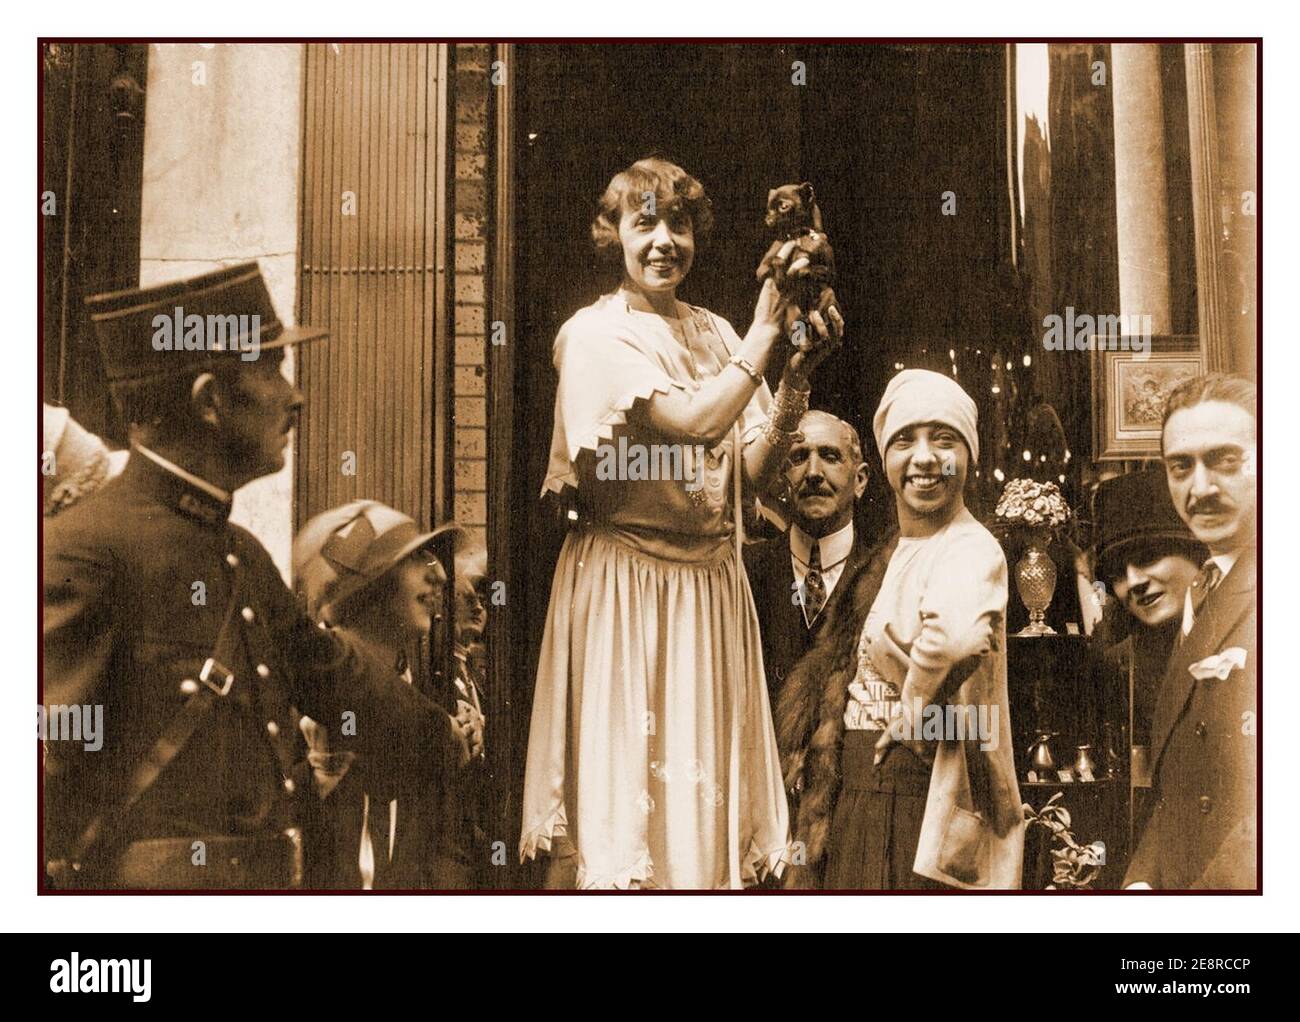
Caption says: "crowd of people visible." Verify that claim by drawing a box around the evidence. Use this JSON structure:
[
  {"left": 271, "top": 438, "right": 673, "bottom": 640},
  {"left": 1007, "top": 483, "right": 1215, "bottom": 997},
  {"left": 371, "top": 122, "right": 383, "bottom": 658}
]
[{"left": 41, "top": 158, "right": 1257, "bottom": 892}]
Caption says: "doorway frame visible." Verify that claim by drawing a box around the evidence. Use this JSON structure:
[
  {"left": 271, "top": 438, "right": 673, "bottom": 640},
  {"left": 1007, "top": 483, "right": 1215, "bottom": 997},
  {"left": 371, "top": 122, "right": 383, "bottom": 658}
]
[{"left": 484, "top": 42, "right": 519, "bottom": 884}]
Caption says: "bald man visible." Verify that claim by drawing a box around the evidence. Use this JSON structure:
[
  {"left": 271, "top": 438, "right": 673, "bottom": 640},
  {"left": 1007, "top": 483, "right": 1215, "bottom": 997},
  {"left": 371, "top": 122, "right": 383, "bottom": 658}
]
[{"left": 745, "top": 411, "right": 871, "bottom": 705}]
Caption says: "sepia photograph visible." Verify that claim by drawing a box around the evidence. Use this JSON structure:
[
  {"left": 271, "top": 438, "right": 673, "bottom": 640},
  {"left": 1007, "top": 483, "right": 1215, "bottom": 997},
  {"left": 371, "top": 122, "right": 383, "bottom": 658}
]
[{"left": 36, "top": 34, "right": 1259, "bottom": 901}]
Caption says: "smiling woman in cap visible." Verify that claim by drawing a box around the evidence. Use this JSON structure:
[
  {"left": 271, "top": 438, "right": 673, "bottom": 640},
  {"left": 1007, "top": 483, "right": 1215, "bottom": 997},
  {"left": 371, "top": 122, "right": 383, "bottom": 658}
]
[
  {"left": 824, "top": 368, "right": 1023, "bottom": 889},
  {"left": 292, "top": 500, "right": 479, "bottom": 890}
]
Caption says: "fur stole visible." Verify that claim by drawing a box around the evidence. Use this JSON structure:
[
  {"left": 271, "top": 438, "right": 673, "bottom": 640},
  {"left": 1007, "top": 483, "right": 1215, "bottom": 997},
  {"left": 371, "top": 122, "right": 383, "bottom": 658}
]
[{"left": 774, "top": 529, "right": 898, "bottom": 888}]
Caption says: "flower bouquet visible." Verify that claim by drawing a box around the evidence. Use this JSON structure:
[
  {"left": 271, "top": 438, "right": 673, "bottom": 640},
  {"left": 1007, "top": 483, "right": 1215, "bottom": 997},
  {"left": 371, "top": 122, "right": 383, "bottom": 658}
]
[
  {"left": 994, "top": 479, "right": 1072, "bottom": 636},
  {"left": 993, "top": 478, "right": 1071, "bottom": 531}
]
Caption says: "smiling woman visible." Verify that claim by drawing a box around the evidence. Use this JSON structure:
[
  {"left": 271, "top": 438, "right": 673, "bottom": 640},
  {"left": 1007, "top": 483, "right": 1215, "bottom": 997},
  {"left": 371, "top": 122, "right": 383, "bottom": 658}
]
[
  {"left": 591, "top": 159, "right": 712, "bottom": 305},
  {"left": 292, "top": 501, "right": 477, "bottom": 889},
  {"left": 824, "top": 369, "right": 1023, "bottom": 890},
  {"left": 519, "top": 157, "right": 842, "bottom": 889}
]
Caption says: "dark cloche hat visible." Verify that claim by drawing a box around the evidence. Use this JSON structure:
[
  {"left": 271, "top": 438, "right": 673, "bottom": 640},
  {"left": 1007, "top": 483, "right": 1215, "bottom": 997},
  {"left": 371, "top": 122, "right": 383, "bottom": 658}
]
[
  {"left": 1094, "top": 468, "right": 1206, "bottom": 581},
  {"left": 84, "top": 262, "right": 328, "bottom": 384}
]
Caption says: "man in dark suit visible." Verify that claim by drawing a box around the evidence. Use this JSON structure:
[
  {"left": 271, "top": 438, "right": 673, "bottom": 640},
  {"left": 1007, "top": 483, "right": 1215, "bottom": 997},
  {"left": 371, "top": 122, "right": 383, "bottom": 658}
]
[
  {"left": 1124, "top": 374, "right": 1257, "bottom": 890},
  {"left": 745, "top": 411, "right": 870, "bottom": 703},
  {"left": 42, "top": 263, "right": 470, "bottom": 889}
]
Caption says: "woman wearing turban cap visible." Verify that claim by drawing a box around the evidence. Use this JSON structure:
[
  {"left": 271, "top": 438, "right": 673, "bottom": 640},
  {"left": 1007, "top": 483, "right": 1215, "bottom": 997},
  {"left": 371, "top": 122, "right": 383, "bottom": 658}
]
[{"left": 825, "top": 370, "right": 1024, "bottom": 889}]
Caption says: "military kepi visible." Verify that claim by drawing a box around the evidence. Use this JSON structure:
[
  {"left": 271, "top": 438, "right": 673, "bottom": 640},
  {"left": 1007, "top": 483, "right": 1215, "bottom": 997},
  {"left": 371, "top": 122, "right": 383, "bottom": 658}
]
[{"left": 84, "top": 261, "right": 328, "bottom": 383}]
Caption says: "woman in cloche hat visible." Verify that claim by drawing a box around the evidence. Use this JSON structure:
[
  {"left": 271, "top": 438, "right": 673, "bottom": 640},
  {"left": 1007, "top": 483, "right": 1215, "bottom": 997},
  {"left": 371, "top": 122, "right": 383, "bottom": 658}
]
[
  {"left": 1092, "top": 468, "right": 1207, "bottom": 772},
  {"left": 292, "top": 500, "right": 481, "bottom": 889}
]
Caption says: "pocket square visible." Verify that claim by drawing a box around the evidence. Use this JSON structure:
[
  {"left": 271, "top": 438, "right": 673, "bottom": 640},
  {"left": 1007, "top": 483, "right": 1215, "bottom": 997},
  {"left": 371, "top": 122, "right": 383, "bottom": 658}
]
[{"left": 1188, "top": 647, "right": 1248, "bottom": 681}]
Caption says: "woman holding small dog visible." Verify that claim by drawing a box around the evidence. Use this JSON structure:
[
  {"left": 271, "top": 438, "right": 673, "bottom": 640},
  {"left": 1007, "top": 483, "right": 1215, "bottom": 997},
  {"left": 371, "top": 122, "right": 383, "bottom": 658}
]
[{"left": 520, "top": 157, "right": 842, "bottom": 888}]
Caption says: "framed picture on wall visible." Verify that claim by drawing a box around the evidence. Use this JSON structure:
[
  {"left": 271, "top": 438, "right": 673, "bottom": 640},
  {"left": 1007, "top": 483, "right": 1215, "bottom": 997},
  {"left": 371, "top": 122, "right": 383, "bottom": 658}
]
[{"left": 1091, "top": 335, "right": 1204, "bottom": 460}]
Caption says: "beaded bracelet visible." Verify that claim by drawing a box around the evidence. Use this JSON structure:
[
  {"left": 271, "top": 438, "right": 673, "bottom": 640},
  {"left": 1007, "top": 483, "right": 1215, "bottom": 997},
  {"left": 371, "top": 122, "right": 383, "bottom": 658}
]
[
  {"left": 762, "top": 419, "right": 804, "bottom": 450},
  {"left": 769, "top": 378, "right": 810, "bottom": 433}
]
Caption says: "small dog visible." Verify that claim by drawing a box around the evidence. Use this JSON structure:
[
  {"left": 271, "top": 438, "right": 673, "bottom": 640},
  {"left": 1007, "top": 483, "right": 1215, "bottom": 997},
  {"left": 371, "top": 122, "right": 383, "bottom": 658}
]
[{"left": 756, "top": 182, "right": 839, "bottom": 329}]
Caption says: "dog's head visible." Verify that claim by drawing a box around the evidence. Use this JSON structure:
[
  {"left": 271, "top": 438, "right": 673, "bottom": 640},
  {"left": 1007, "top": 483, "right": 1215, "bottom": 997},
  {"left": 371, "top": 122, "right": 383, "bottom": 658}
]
[{"left": 765, "top": 181, "right": 821, "bottom": 233}]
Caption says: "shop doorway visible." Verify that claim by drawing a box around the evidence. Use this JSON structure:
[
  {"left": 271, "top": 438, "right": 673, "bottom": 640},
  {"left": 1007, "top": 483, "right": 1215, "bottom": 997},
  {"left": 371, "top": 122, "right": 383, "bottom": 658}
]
[{"left": 501, "top": 43, "right": 1016, "bottom": 884}]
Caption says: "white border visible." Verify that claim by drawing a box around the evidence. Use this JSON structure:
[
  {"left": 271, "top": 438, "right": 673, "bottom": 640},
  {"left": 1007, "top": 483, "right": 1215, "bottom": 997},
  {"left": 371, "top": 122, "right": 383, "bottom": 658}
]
[{"left": 4, "top": 0, "right": 1294, "bottom": 933}]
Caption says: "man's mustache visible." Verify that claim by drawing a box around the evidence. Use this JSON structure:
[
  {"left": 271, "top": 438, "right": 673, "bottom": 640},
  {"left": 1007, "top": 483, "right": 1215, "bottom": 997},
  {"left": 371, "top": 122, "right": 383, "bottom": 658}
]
[
  {"left": 1187, "top": 496, "right": 1231, "bottom": 516},
  {"left": 798, "top": 483, "right": 835, "bottom": 499}
]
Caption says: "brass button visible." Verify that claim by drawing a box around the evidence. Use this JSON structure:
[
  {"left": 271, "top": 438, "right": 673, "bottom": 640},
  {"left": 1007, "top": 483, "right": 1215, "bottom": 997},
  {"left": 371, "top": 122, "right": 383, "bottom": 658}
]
[
  {"left": 256, "top": 663, "right": 271, "bottom": 679},
  {"left": 226, "top": 553, "right": 240, "bottom": 568},
  {"left": 241, "top": 607, "right": 256, "bottom": 623},
  {"left": 1195, "top": 721, "right": 1208, "bottom": 738},
  {"left": 1199, "top": 796, "right": 1213, "bottom": 814},
  {"left": 266, "top": 720, "right": 280, "bottom": 737},
  {"left": 283, "top": 778, "right": 296, "bottom": 794},
  {"left": 180, "top": 679, "right": 200, "bottom": 695}
]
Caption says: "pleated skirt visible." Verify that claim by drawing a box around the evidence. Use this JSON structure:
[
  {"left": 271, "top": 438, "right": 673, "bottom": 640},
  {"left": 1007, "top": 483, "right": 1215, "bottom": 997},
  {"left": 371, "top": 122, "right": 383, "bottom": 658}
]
[
  {"left": 519, "top": 527, "right": 790, "bottom": 889},
  {"left": 823, "top": 731, "right": 946, "bottom": 890}
]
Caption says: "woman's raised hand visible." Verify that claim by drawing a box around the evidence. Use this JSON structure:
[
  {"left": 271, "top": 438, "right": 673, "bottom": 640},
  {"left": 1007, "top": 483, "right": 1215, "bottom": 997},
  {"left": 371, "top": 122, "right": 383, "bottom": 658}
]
[
  {"left": 785, "top": 303, "right": 844, "bottom": 385},
  {"left": 752, "top": 274, "right": 794, "bottom": 342}
]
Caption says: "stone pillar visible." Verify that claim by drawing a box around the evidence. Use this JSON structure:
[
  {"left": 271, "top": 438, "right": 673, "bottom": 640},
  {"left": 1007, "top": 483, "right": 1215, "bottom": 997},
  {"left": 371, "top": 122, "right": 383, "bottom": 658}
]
[
  {"left": 138, "top": 43, "right": 304, "bottom": 578},
  {"left": 1110, "top": 44, "right": 1172, "bottom": 334},
  {"left": 1185, "top": 43, "right": 1257, "bottom": 378}
]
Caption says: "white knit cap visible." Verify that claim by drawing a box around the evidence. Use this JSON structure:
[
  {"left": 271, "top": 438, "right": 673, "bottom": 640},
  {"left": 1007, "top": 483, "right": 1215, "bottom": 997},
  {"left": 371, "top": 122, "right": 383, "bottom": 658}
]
[{"left": 872, "top": 369, "right": 980, "bottom": 463}]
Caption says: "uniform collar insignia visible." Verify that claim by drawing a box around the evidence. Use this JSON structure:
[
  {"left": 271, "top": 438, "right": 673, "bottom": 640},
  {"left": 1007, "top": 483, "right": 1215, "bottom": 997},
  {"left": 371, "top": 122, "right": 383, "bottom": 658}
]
[
  {"left": 130, "top": 446, "right": 233, "bottom": 526},
  {"left": 176, "top": 490, "right": 231, "bottom": 527}
]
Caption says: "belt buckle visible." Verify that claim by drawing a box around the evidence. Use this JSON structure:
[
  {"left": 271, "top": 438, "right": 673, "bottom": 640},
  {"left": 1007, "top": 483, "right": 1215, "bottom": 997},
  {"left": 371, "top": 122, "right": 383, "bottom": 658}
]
[{"left": 199, "top": 657, "right": 235, "bottom": 697}]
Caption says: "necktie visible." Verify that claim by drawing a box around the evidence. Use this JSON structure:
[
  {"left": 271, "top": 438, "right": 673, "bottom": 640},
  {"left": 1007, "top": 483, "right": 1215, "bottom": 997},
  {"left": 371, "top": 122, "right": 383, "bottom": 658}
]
[
  {"left": 1189, "top": 559, "right": 1223, "bottom": 621},
  {"left": 803, "top": 540, "right": 827, "bottom": 626}
]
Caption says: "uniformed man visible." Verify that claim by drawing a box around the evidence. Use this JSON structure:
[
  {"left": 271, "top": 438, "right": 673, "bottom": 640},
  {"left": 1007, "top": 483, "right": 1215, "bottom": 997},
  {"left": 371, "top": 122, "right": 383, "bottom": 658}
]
[{"left": 42, "top": 262, "right": 470, "bottom": 889}]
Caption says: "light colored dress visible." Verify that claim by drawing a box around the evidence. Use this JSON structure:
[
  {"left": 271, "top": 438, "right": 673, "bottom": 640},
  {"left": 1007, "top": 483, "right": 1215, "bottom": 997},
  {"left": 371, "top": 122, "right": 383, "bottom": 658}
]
[{"left": 519, "top": 292, "right": 791, "bottom": 889}]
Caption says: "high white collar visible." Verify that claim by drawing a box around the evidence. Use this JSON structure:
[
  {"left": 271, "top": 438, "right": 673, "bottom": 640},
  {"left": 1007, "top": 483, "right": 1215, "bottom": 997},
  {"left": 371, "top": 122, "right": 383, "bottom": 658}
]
[
  {"left": 790, "top": 519, "right": 854, "bottom": 569},
  {"left": 133, "top": 444, "right": 232, "bottom": 504},
  {"left": 1209, "top": 551, "right": 1239, "bottom": 579}
]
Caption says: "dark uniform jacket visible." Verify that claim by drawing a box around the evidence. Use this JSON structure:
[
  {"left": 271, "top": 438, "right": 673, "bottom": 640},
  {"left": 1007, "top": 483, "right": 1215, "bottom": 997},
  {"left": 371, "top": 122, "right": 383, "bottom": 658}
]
[
  {"left": 42, "top": 453, "right": 461, "bottom": 889},
  {"left": 1123, "top": 549, "right": 1257, "bottom": 889},
  {"left": 744, "top": 527, "right": 869, "bottom": 706},
  {"left": 298, "top": 629, "right": 453, "bottom": 890}
]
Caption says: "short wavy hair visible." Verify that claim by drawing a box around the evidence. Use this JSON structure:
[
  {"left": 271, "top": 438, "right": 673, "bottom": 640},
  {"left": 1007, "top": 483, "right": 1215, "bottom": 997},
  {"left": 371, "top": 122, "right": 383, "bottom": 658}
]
[
  {"left": 590, "top": 157, "right": 714, "bottom": 264},
  {"left": 1161, "top": 372, "right": 1256, "bottom": 431}
]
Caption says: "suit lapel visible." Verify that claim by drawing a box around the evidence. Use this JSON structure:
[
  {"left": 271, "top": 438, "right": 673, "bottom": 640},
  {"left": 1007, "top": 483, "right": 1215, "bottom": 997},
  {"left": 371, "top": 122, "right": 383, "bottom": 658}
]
[
  {"left": 1148, "top": 550, "right": 1256, "bottom": 777},
  {"left": 766, "top": 539, "right": 799, "bottom": 631}
]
